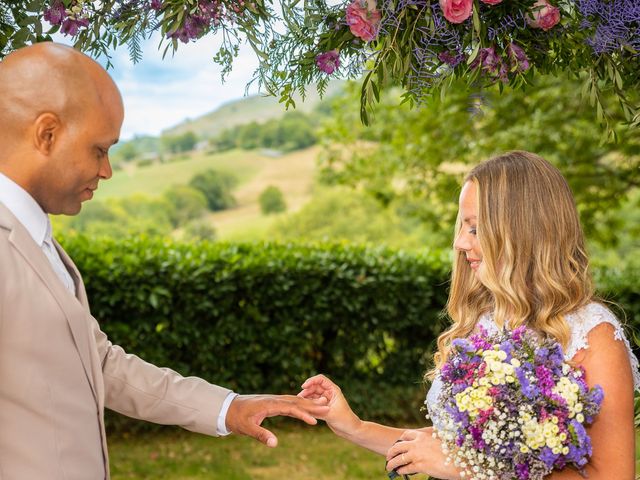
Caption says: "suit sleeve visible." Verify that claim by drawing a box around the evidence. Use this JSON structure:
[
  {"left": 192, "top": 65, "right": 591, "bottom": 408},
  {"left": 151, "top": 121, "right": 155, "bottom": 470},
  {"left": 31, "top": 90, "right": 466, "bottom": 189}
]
[{"left": 92, "top": 316, "right": 231, "bottom": 436}]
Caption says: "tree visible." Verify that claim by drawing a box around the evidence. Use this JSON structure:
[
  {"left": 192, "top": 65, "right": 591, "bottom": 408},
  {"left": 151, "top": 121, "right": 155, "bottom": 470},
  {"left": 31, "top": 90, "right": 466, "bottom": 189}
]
[
  {"left": 163, "top": 185, "right": 208, "bottom": 227},
  {"left": 183, "top": 218, "right": 217, "bottom": 241},
  {"left": 63, "top": 195, "right": 175, "bottom": 237},
  {"left": 161, "top": 131, "right": 198, "bottom": 154},
  {"left": 317, "top": 76, "right": 640, "bottom": 249},
  {"left": 115, "top": 141, "right": 138, "bottom": 162},
  {"left": 272, "top": 187, "right": 436, "bottom": 249},
  {"left": 236, "top": 122, "right": 262, "bottom": 150},
  {"left": 259, "top": 186, "right": 287, "bottom": 215},
  {"left": 188, "top": 169, "right": 237, "bottom": 211}
]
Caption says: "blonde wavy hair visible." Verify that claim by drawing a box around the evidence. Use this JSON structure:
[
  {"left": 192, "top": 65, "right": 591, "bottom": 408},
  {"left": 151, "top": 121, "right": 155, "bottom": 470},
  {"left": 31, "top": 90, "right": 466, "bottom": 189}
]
[{"left": 429, "top": 151, "right": 594, "bottom": 378}]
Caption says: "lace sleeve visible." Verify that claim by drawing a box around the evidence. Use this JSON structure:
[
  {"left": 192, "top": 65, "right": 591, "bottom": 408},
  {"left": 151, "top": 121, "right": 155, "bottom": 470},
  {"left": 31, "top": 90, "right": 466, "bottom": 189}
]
[{"left": 565, "top": 302, "right": 640, "bottom": 391}]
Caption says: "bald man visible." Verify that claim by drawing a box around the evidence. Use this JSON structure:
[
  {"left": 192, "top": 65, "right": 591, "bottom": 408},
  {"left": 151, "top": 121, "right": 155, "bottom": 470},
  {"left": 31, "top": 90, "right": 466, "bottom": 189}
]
[{"left": 0, "top": 42, "right": 327, "bottom": 480}]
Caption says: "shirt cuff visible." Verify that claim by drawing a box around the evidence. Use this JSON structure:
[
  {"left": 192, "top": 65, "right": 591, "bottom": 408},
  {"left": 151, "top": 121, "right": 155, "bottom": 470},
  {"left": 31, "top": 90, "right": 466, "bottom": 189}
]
[{"left": 217, "top": 391, "right": 239, "bottom": 436}]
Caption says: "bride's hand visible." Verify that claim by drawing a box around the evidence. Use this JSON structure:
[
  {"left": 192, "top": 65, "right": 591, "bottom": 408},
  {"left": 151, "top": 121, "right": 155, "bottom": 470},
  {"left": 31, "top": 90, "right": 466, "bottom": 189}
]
[
  {"left": 386, "top": 428, "right": 456, "bottom": 478},
  {"left": 298, "top": 374, "right": 361, "bottom": 438}
]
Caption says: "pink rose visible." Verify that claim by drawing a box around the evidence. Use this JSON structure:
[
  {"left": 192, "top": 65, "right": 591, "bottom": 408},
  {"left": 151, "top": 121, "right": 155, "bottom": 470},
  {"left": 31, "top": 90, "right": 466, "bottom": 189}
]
[
  {"left": 481, "top": 0, "right": 502, "bottom": 5},
  {"left": 527, "top": 0, "right": 561, "bottom": 31},
  {"left": 439, "top": 0, "right": 473, "bottom": 24},
  {"left": 346, "top": 0, "right": 382, "bottom": 42}
]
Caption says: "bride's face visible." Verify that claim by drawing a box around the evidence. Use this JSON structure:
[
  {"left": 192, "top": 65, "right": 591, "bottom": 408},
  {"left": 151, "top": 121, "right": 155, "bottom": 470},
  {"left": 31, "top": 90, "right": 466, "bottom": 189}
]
[{"left": 454, "top": 181, "right": 486, "bottom": 283}]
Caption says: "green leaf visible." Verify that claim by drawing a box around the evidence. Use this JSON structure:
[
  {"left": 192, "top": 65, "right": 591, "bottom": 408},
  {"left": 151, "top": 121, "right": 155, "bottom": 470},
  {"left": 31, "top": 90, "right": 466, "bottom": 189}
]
[
  {"left": 472, "top": 3, "right": 481, "bottom": 37},
  {"left": 467, "top": 42, "right": 481, "bottom": 66}
]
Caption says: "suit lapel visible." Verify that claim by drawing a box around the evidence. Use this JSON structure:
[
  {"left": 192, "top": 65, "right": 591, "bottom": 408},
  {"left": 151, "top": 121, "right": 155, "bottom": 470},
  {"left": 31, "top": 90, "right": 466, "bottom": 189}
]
[
  {"left": 54, "top": 239, "right": 105, "bottom": 408},
  {"left": 0, "top": 204, "right": 98, "bottom": 402}
]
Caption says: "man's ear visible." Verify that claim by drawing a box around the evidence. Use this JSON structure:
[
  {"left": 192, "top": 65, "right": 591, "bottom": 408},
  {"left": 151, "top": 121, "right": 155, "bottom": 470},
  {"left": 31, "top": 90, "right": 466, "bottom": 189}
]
[{"left": 33, "top": 112, "right": 61, "bottom": 155}]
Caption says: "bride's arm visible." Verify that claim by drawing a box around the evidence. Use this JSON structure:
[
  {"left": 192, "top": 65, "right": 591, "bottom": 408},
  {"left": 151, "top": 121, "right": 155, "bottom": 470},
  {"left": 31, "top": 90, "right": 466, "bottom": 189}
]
[
  {"left": 299, "top": 374, "right": 405, "bottom": 454},
  {"left": 299, "top": 375, "right": 463, "bottom": 479},
  {"left": 547, "top": 322, "right": 636, "bottom": 479}
]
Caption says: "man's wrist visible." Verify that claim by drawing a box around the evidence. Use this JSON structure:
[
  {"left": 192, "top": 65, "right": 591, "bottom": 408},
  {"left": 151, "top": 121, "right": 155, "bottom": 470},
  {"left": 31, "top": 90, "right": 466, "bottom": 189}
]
[{"left": 216, "top": 391, "right": 239, "bottom": 436}]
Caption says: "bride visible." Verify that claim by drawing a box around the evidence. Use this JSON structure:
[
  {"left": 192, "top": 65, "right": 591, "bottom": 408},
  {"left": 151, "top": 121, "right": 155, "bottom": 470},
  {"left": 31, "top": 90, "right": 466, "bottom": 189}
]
[{"left": 299, "top": 151, "right": 639, "bottom": 479}]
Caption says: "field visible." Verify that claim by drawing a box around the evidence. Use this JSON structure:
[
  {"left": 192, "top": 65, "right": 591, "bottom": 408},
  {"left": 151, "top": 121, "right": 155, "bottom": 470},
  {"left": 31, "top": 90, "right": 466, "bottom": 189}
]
[{"left": 96, "top": 146, "right": 319, "bottom": 240}]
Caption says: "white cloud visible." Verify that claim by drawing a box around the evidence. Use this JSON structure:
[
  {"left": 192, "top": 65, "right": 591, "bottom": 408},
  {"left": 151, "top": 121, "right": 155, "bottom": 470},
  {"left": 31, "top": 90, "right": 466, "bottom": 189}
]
[
  {"left": 108, "top": 34, "right": 261, "bottom": 140},
  {"left": 56, "top": 32, "right": 260, "bottom": 140}
]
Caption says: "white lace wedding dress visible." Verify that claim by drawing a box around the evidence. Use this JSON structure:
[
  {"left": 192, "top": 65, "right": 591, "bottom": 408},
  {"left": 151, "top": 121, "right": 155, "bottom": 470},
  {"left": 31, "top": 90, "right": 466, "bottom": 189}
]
[{"left": 425, "top": 302, "right": 640, "bottom": 430}]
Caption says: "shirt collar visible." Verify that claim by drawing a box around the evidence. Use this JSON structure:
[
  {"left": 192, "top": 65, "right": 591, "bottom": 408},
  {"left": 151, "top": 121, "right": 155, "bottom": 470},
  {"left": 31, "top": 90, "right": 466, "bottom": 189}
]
[{"left": 0, "top": 172, "right": 51, "bottom": 246}]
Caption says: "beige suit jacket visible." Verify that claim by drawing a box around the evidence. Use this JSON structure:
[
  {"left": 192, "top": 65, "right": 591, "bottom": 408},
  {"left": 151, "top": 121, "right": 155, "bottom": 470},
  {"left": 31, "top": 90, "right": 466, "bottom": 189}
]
[{"left": 0, "top": 203, "right": 231, "bottom": 479}]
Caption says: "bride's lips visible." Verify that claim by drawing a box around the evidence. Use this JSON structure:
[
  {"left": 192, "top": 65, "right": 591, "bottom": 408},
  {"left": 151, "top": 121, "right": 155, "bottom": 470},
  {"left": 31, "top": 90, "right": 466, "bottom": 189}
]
[{"left": 467, "top": 258, "right": 481, "bottom": 270}]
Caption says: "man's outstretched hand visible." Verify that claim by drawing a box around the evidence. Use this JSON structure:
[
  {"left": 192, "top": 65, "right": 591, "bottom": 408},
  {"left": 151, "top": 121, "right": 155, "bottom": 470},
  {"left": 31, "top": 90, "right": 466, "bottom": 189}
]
[{"left": 225, "top": 394, "right": 329, "bottom": 447}]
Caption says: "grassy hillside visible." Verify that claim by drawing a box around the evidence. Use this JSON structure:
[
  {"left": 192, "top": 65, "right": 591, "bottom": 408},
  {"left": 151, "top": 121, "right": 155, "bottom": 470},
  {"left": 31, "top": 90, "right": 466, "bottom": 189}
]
[
  {"left": 163, "top": 82, "right": 344, "bottom": 139},
  {"left": 97, "top": 149, "right": 269, "bottom": 200},
  {"left": 206, "top": 147, "right": 318, "bottom": 240},
  {"left": 92, "top": 146, "right": 318, "bottom": 241}
]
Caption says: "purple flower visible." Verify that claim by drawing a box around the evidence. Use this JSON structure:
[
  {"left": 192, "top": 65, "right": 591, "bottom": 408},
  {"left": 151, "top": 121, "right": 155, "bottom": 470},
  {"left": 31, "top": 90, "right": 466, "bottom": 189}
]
[
  {"left": 60, "top": 17, "right": 89, "bottom": 36},
  {"left": 165, "top": 1, "right": 229, "bottom": 43},
  {"left": 587, "top": 384, "right": 604, "bottom": 405},
  {"left": 511, "top": 325, "right": 527, "bottom": 344},
  {"left": 480, "top": 46, "right": 501, "bottom": 72},
  {"left": 507, "top": 42, "right": 530, "bottom": 72},
  {"left": 515, "top": 462, "right": 529, "bottom": 480},
  {"left": 516, "top": 366, "right": 537, "bottom": 398},
  {"left": 577, "top": 0, "right": 639, "bottom": 54},
  {"left": 316, "top": 50, "right": 341, "bottom": 74},
  {"left": 150, "top": 0, "right": 163, "bottom": 10},
  {"left": 540, "top": 447, "right": 560, "bottom": 469},
  {"left": 452, "top": 337, "right": 476, "bottom": 354},
  {"left": 438, "top": 50, "right": 464, "bottom": 67},
  {"left": 535, "top": 364, "right": 555, "bottom": 395},
  {"left": 471, "top": 46, "right": 510, "bottom": 83},
  {"left": 44, "top": 0, "right": 67, "bottom": 25}
]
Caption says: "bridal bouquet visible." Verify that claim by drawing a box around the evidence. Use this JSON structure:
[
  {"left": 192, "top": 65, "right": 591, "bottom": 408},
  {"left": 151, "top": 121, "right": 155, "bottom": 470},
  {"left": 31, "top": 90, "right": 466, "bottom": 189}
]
[{"left": 430, "top": 325, "right": 604, "bottom": 480}]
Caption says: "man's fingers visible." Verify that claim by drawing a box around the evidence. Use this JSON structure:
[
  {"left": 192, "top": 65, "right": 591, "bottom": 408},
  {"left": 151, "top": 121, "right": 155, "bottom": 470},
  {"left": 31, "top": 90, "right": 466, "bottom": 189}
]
[
  {"left": 264, "top": 403, "right": 320, "bottom": 425},
  {"left": 245, "top": 422, "right": 278, "bottom": 448}
]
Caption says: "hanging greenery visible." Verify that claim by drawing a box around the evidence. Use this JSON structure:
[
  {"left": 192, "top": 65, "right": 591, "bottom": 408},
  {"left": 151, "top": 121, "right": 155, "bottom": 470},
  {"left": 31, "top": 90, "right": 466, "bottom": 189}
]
[{"left": 1, "top": 0, "right": 638, "bottom": 132}]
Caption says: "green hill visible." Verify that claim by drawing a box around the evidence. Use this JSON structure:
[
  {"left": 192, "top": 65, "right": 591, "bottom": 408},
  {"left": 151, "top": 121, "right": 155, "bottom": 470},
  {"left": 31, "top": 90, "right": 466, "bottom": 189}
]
[
  {"left": 163, "top": 81, "right": 344, "bottom": 139},
  {"left": 111, "top": 82, "right": 343, "bottom": 165}
]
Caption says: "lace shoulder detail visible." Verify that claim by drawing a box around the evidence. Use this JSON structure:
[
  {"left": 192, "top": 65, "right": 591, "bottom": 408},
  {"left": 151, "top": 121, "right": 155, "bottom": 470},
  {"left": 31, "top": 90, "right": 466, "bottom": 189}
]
[{"left": 565, "top": 302, "right": 640, "bottom": 391}]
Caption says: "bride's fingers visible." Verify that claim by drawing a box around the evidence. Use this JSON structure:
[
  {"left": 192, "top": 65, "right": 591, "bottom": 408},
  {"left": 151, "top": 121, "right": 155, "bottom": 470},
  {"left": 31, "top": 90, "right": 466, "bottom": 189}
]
[
  {"left": 301, "top": 374, "right": 335, "bottom": 390},
  {"left": 399, "top": 429, "right": 418, "bottom": 441},
  {"left": 385, "top": 441, "right": 409, "bottom": 462},
  {"left": 385, "top": 450, "right": 411, "bottom": 472},
  {"left": 298, "top": 385, "right": 329, "bottom": 398}
]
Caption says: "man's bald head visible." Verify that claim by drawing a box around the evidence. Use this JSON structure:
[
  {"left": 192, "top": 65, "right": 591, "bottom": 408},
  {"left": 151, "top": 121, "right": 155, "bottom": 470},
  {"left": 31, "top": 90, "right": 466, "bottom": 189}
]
[
  {"left": 0, "top": 42, "right": 124, "bottom": 215},
  {"left": 0, "top": 43, "right": 123, "bottom": 151}
]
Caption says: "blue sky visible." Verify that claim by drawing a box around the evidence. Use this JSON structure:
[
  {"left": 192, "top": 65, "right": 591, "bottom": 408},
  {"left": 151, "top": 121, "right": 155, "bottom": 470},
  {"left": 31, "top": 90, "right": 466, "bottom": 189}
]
[{"left": 59, "top": 32, "right": 260, "bottom": 140}]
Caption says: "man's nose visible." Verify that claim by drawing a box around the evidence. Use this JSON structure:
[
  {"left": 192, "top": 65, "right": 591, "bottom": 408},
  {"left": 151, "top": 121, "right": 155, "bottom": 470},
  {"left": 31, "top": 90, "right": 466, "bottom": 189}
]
[{"left": 99, "top": 158, "right": 113, "bottom": 180}]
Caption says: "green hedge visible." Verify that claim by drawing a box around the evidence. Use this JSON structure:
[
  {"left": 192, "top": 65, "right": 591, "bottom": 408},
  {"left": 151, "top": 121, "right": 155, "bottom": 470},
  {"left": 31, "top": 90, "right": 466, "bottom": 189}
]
[{"left": 61, "top": 236, "right": 639, "bottom": 430}]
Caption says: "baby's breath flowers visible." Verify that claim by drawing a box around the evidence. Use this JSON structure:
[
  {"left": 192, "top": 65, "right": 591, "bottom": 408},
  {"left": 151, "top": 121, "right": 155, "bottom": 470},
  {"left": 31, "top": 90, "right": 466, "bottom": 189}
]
[{"left": 430, "top": 326, "right": 604, "bottom": 480}]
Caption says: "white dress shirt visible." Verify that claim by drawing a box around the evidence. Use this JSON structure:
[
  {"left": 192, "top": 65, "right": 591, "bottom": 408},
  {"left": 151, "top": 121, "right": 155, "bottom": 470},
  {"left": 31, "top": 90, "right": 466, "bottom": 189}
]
[
  {"left": 0, "top": 172, "right": 237, "bottom": 435},
  {"left": 0, "top": 173, "right": 75, "bottom": 293}
]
